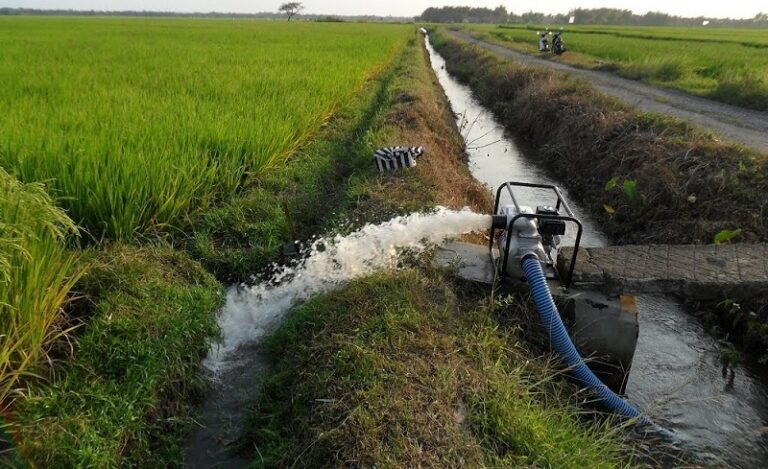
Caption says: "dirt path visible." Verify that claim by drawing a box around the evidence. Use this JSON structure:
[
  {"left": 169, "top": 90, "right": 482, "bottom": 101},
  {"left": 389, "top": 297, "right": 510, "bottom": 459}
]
[{"left": 449, "top": 30, "right": 768, "bottom": 154}]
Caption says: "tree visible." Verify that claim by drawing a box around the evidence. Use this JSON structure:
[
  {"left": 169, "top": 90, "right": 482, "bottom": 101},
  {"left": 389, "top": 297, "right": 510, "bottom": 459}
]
[{"left": 278, "top": 2, "right": 303, "bottom": 22}]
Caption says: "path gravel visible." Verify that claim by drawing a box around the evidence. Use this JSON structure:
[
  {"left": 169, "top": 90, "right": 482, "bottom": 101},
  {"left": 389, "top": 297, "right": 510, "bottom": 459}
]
[{"left": 449, "top": 30, "right": 768, "bottom": 154}]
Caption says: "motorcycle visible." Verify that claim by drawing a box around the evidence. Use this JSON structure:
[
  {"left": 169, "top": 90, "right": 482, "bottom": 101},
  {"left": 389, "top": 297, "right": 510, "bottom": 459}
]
[
  {"left": 538, "top": 32, "right": 550, "bottom": 52},
  {"left": 552, "top": 32, "right": 566, "bottom": 55}
]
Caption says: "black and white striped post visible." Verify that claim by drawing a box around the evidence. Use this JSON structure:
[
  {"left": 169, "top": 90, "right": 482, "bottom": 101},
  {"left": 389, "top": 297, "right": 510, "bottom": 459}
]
[{"left": 373, "top": 146, "right": 424, "bottom": 172}]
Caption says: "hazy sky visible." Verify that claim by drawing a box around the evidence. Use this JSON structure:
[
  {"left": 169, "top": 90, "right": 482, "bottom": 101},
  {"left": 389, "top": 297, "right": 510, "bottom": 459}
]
[{"left": 3, "top": 1, "right": 763, "bottom": 20}]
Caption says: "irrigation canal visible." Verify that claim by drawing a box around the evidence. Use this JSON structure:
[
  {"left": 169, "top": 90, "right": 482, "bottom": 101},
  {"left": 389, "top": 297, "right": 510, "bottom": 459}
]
[
  {"left": 425, "top": 35, "right": 768, "bottom": 468},
  {"left": 182, "top": 38, "right": 768, "bottom": 468}
]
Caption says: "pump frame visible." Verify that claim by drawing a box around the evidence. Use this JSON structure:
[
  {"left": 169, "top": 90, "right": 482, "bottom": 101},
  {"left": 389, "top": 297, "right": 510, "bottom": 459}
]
[{"left": 489, "top": 181, "right": 583, "bottom": 286}]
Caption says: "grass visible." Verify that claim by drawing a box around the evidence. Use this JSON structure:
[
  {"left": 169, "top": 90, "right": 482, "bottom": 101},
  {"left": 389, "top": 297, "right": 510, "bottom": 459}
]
[
  {"left": 9, "top": 245, "right": 222, "bottom": 467},
  {"left": 0, "top": 18, "right": 409, "bottom": 241},
  {"left": 230, "top": 33, "right": 631, "bottom": 467},
  {"left": 241, "top": 267, "right": 631, "bottom": 467},
  {"left": 0, "top": 19, "right": 411, "bottom": 461},
  {"left": 430, "top": 28, "right": 768, "bottom": 245},
  {"left": 0, "top": 169, "right": 83, "bottom": 409},
  {"left": 461, "top": 24, "right": 768, "bottom": 110}
]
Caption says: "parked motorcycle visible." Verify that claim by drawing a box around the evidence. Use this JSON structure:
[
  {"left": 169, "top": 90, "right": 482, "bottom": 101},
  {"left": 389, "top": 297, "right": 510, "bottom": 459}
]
[{"left": 552, "top": 32, "right": 566, "bottom": 55}]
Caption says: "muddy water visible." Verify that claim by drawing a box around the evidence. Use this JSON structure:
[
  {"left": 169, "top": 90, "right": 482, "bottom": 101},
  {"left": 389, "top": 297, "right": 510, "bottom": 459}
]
[
  {"left": 631, "top": 296, "right": 768, "bottom": 467},
  {"left": 426, "top": 36, "right": 768, "bottom": 468}
]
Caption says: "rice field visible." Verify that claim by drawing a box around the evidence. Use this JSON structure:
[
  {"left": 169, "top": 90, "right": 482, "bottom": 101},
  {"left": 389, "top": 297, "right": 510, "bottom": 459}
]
[
  {"left": 0, "top": 17, "right": 409, "bottom": 410},
  {"left": 0, "top": 18, "right": 409, "bottom": 240},
  {"left": 463, "top": 24, "right": 768, "bottom": 110}
]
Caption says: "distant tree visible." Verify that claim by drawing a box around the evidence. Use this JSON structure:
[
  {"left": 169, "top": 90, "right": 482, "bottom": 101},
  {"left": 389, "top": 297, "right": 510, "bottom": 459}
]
[{"left": 278, "top": 2, "right": 303, "bottom": 21}]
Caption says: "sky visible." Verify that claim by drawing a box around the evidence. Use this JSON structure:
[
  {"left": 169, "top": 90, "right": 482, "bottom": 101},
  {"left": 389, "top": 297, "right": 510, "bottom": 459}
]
[{"left": 2, "top": 1, "right": 764, "bottom": 20}]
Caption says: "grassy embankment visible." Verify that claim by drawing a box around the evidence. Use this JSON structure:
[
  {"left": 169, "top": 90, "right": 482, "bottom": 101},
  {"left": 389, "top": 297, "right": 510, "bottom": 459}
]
[
  {"left": 461, "top": 24, "right": 768, "bottom": 111},
  {"left": 430, "top": 28, "right": 768, "bottom": 362},
  {"left": 235, "top": 32, "right": 632, "bottom": 468},
  {"left": 0, "top": 18, "right": 409, "bottom": 466}
]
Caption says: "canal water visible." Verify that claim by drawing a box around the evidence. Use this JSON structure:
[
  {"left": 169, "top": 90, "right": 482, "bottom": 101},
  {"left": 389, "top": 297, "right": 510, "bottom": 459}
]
[{"left": 425, "top": 35, "right": 768, "bottom": 468}]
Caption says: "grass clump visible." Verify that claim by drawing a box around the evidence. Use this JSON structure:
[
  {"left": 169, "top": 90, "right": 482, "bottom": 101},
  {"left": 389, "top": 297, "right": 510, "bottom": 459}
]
[
  {"left": 241, "top": 268, "right": 630, "bottom": 467},
  {"left": 0, "top": 169, "right": 83, "bottom": 409},
  {"left": 9, "top": 246, "right": 222, "bottom": 468}
]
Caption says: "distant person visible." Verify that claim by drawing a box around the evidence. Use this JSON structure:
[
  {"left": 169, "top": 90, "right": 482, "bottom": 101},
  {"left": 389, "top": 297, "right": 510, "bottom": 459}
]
[{"left": 538, "top": 33, "right": 549, "bottom": 52}]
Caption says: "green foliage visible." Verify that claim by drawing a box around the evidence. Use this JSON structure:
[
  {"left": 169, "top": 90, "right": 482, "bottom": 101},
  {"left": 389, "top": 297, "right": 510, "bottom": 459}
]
[
  {"left": 622, "top": 179, "right": 639, "bottom": 201},
  {"left": 720, "top": 343, "right": 741, "bottom": 368},
  {"left": 0, "top": 18, "right": 408, "bottom": 240},
  {"left": 604, "top": 176, "right": 619, "bottom": 191},
  {"left": 11, "top": 246, "right": 222, "bottom": 467},
  {"left": 604, "top": 177, "right": 640, "bottom": 208},
  {"left": 714, "top": 228, "right": 742, "bottom": 244},
  {"left": 0, "top": 169, "right": 83, "bottom": 408}
]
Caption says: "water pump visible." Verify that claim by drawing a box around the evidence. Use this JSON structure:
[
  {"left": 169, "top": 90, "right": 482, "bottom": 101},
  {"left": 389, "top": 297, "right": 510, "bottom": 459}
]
[
  {"left": 489, "top": 181, "right": 582, "bottom": 286},
  {"left": 485, "top": 181, "right": 647, "bottom": 423}
]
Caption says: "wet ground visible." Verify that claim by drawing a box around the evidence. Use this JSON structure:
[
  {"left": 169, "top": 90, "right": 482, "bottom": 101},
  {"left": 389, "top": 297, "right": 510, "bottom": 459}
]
[{"left": 426, "top": 35, "right": 768, "bottom": 468}]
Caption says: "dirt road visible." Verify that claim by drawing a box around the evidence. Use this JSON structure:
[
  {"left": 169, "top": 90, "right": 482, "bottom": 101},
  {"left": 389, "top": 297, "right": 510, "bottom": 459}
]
[{"left": 449, "top": 30, "right": 768, "bottom": 154}]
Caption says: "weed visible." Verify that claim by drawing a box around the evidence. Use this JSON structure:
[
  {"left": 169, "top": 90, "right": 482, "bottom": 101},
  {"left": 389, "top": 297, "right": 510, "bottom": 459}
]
[{"left": 714, "top": 228, "right": 742, "bottom": 244}]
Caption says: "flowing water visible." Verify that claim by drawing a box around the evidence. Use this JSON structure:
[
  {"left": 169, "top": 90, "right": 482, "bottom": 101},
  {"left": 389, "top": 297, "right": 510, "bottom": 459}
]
[
  {"left": 184, "top": 208, "right": 491, "bottom": 466},
  {"left": 425, "top": 36, "right": 768, "bottom": 468}
]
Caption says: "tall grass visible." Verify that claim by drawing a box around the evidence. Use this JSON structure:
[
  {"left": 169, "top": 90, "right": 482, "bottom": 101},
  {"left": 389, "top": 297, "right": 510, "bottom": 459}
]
[
  {"left": 0, "top": 169, "right": 83, "bottom": 408},
  {"left": 0, "top": 18, "right": 408, "bottom": 240}
]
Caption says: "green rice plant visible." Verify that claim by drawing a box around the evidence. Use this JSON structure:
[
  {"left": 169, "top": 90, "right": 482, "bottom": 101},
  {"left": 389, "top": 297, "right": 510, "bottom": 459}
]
[
  {"left": 0, "top": 18, "right": 409, "bottom": 240},
  {"left": 0, "top": 169, "right": 83, "bottom": 408}
]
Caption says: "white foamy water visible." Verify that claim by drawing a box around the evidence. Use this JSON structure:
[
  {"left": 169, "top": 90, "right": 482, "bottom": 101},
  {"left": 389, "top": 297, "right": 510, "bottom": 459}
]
[{"left": 204, "top": 207, "right": 491, "bottom": 371}]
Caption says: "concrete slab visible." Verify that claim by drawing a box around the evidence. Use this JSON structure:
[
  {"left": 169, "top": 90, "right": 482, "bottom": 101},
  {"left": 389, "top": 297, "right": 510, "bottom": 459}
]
[
  {"left": 559, "top": 244, "right": 768, "bottom": 300},
  {"left": 434, "top": 241, "right": 496, "bottom": 284}
]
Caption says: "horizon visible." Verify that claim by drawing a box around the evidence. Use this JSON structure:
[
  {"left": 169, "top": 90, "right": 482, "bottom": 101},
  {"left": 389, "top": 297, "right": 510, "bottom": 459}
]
[{"left": 1, "top": 1, "right": 764, "bottom": 21}]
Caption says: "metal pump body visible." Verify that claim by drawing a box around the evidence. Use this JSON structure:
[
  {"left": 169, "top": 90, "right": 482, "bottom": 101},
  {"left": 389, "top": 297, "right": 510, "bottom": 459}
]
[
  {"left": 486, "top": 182, "right": 637, "bottom": 394},
  {"left": 496, "top": 204, "right": 548, "bottom": 279},
  {"left": 489, "top": 181, "right": 582, "bottom": 286}
]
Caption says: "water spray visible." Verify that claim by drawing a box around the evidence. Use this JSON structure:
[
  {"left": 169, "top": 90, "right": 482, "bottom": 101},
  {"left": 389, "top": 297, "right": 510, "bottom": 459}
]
[{"left": 206, "top": 207, "right": 491, "bottom": 371}]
